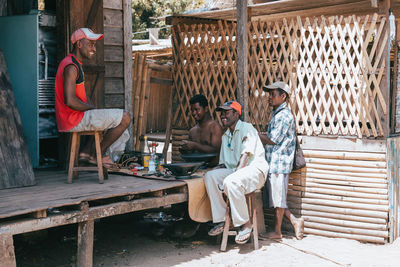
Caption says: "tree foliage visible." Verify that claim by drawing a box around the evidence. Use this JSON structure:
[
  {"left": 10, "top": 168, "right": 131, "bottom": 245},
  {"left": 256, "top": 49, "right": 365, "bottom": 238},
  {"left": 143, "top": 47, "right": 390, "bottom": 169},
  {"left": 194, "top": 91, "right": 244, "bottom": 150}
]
[{"left": 132, "top": 0, "right": 205, "bottom": 39}]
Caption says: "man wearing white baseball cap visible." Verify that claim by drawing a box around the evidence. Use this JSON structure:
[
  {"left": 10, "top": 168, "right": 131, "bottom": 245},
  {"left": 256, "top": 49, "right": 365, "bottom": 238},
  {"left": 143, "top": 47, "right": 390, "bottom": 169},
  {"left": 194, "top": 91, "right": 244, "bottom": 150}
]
[
  {"left": 259, "top": 81, "right": 304, "bottom": 240},
  {"left": 55, "top": 28, "right": 131, "bottom": 168}
]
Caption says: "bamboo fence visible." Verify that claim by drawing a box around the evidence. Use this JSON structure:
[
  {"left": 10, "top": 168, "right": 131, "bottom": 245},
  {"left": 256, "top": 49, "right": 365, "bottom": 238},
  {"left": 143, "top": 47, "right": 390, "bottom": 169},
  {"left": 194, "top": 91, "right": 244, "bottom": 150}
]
[
  {"left": 170, "top": 13, "right": 392, "bottom": 243},
  {"left": 264, "top": 149, "right": 388, "bottom": 244},
  {"left": 132, "top": 53, "right": 173, "bottom": 154},
  {"left": 172, "top": 14, "right": 388, "bottom": 138}
]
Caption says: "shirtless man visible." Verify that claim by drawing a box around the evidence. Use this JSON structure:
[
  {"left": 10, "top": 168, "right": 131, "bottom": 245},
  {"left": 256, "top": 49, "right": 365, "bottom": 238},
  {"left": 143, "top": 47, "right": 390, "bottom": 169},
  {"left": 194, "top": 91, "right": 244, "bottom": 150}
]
[{"left": 180, "top": 94, "right": 223, "bottom": 161}]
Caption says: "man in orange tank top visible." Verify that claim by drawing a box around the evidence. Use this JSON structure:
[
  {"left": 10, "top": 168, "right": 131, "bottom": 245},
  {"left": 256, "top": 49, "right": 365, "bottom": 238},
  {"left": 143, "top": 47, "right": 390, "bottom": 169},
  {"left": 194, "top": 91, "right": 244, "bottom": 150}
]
[{"left": 55, "top": 28, "right": 131, "bottom": 167}]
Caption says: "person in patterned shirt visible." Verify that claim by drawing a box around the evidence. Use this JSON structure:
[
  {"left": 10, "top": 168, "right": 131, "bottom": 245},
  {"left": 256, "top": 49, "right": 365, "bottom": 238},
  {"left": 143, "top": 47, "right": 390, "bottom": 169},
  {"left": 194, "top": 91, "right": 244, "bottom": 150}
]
[{"left": 259, "top": 81, "right": 304, "bottom": 240}]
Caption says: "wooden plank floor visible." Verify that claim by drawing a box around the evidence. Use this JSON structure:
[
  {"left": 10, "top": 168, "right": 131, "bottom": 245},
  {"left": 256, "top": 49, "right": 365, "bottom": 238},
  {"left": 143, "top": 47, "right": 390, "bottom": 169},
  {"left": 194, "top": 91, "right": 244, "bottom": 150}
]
[{"left": 0, "top": 170, "right": 186, "bottom": 220}]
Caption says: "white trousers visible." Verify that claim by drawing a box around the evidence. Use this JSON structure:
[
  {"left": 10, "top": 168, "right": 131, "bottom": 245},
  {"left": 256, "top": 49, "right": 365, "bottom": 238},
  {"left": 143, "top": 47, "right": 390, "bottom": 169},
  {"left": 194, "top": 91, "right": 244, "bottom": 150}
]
[{"left": 204, "top": 166, "right": 266, "bottom": 227}]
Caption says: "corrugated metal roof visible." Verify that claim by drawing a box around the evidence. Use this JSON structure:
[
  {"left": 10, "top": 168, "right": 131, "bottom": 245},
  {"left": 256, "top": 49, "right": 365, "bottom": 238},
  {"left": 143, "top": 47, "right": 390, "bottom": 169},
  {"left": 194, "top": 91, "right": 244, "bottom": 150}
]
[{"left": 132, "top": 39, "right": 172, "bottom": 52}]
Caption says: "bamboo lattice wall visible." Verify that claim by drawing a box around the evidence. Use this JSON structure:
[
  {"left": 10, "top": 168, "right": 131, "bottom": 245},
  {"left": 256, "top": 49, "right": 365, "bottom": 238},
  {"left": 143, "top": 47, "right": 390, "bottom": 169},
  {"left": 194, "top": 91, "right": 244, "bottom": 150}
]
[
  {"left": 172, "top": 14, "right": 389, "bottom": 138},
  {"left": 171, "top": 21, "right": 238, "bottom": 128}
]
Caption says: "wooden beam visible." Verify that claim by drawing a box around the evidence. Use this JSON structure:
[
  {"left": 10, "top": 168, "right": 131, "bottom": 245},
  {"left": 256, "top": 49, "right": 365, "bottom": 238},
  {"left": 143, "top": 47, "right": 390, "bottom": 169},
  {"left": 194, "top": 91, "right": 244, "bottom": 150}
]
[
  {"left": 150, "top": 77, "right": 173, "bottom": 86},
  {"left": 124, "top": 0, "right": 134, "bottom": 150},
  {"left": 77, "top": 220, "right": 94, "bottom": 267},
  {"left": 0, "top": 193, "right": 187, "bottom": 236},
  {"left": 0, "top": 231, "right": 16, "bottom": 267},
  {"left": 86, "top": 0, "right": 102, "bottom": 28},
  {"left": 237, "top": 0, "right": 249, "bottom": 121},
  {"left": 179, "top": 0, "right": 382, "bottom": 21},
  {"left": 166, "top": 15, "right": 231, "bottom": 25},
  {"left": 251, "top": 1, "right": 378, "bottom": 21}
]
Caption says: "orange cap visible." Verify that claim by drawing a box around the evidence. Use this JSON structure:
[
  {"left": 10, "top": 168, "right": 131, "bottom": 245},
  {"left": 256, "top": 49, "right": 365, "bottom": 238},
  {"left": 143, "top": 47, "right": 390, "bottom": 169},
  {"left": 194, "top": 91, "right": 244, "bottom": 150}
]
[{"left": 216, "top": 101, "right": 242, "bottom": 115}]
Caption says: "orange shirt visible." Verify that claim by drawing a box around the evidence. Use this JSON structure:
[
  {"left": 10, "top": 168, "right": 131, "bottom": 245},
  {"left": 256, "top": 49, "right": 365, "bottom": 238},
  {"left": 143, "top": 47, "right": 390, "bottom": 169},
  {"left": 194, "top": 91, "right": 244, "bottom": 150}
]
[{"left": 55, "top": 54, "right": 87, "bottom": 131}]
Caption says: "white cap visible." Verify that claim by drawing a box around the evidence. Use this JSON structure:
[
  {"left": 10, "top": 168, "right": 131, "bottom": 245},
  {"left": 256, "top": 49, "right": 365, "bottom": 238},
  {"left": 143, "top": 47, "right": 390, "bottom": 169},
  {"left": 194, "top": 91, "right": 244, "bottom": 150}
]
[
  {"left": 71, "top": 28, "right": 103, "bottom": 44},
  {"left": 263, "top": 81, "right": 291, "bottom": 95}
]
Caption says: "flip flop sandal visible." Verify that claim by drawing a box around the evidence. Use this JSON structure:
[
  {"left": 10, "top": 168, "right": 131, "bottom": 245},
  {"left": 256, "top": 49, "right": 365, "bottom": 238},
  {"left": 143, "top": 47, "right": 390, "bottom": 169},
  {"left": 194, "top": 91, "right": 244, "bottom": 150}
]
[
  {"left": 208, "top": 222, "right": 225, "bottom": 236},
  {"left": 88, "top": 156, "right": 115, "bottom": 169},
  {"left": 235, "top": 227, "right": 252, "bottom": 245},
  {"left": 79, "top": 153, "right": 91, "bottom": 162}
]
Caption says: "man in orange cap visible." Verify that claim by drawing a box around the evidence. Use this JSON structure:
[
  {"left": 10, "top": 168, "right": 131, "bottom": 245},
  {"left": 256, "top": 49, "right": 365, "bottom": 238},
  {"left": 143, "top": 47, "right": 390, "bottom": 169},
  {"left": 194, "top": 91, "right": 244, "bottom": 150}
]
[
  {"left": 55, "top": 28, "right": 131, "bottom": 167},
  {"left": 204, "top": 101, "right": 268, "bottom": 245}
]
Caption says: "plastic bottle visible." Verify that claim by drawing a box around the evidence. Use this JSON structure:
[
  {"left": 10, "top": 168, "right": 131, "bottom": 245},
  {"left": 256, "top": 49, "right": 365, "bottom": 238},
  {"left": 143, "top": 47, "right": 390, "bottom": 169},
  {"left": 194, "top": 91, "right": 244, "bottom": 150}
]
[
  {"left": 148, "top": 142, "right": 157, "bottom": 174},
  {"left": 143, "top": 136, "right": 150, "bottom": 168}
]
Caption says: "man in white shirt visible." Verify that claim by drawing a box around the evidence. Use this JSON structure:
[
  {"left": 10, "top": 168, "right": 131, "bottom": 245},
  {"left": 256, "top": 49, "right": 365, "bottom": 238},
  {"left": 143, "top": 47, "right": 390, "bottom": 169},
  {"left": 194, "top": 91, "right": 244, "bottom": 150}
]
[{"left": 204, "top": 101, "right": 268, "bottom": 244}]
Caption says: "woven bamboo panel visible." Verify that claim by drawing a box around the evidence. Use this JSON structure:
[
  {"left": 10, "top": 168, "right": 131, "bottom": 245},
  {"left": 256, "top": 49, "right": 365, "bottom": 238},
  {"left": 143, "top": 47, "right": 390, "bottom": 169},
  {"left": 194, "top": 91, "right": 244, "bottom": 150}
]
[
  {"left": 171, "top": 21, "right": 238, "bottom": 129},
  {"left": 172, "top": 14, "right": 388, "bottom": 138},
  {"left": 264, "top": 149, "right": 389, "bottom": 243},
  {"left": 249, "top": 14, "right": 388, "bottom": 137}
]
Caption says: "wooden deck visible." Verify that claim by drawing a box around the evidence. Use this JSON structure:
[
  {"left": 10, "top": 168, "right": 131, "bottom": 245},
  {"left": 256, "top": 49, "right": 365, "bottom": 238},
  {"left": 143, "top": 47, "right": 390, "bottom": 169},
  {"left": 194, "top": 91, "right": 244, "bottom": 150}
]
[
  {"left": 0, "top": 170, "right": 187, "bottom": 267},
  {"left": 0, "top": 170, "right": 187, "bottom": 231}
]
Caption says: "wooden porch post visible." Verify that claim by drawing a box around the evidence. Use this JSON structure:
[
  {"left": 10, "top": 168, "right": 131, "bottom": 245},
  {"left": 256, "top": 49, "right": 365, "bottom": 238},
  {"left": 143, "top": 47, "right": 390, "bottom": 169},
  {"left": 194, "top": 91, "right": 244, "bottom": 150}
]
[
  {"left": 77, "top": 220, "right": 94, "bottom": 267},
  {"left": 236, "top": 0, "right": 249, "bottom": 121},
  {"left": 380, "top": 0, "right": 391, "bottom": 136},
  {"left": 237, "top": 0, "right": 266, "bottom": 234},
  {"left": 0, "top": 231, "right": 16, "bottom": 267},
  {"left": 123, "top": 0, "right": 133, "bottom": 149}
]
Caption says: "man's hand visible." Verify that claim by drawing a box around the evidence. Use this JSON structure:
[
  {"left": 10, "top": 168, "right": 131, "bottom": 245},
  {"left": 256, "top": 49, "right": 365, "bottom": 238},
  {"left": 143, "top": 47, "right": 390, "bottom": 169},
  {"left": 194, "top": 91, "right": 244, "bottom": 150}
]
[
  {"left": 259, "top": 133, "right": 276, "bottom": 146},
  {"left": 236, "top": 152, "right": 250, "bottom": 170},
  {"left": 212, "top": 163, "right": 226, "bottom": 170},
  {"left": 180, "top": 140, "right": 197, "bottom": 151}
]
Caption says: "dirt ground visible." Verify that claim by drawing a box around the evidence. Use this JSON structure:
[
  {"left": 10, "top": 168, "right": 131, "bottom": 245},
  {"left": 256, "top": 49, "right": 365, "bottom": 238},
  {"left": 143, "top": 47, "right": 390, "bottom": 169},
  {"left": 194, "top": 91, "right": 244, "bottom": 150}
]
[{"left": 13, "top": 212, "right": 400, "bottom": 267}]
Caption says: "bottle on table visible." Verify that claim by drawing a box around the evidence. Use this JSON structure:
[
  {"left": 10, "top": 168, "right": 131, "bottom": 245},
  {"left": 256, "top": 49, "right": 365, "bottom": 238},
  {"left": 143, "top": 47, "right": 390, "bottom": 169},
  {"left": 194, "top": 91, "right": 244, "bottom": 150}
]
[
  {"left": 143, "top": 136, "right": 150, "bottom": 168},
  {"left": 148, "top": 142, "right": 157, "bottom": 174}
]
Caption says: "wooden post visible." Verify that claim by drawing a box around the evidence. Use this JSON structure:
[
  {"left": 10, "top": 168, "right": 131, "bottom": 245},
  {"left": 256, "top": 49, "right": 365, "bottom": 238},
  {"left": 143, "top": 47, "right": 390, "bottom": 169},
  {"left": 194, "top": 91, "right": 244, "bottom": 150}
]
[
  {"left": 163, "top": 80, "right": 174, "bottom": 162},
  {"left": 77, "top": 220, "right": 94, "bottom": 267},
  {"left": 254, "top": 190, "right": 266, "bottom": 234},
  {"left": 0, "top": 232, "right": 16, "bottom": 267},
  {"left": 236, "top": 0, "right": 249, "bottom": 121},
  {"left": 380, "top": 0, "right": 391, "bottom": 136},
  {"left": 123, "top": 0, "right": 133, "bottom": 150}
]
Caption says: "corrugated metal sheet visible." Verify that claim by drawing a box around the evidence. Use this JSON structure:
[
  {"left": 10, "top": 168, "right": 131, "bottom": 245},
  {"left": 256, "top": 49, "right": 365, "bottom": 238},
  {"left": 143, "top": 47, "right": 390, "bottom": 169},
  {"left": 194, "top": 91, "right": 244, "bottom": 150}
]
[{"left": 132, "top": 39, "right": 171, "bottom": 52}]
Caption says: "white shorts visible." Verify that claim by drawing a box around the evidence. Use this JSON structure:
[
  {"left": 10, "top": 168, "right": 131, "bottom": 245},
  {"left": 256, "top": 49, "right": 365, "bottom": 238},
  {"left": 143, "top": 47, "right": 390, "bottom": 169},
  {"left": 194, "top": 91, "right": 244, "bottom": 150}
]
[
  {"left": 69, "top": 109, "right": 123, "bottom": 132},
  {"left": 267, "top": 173, "right": 289, "bottom": 208}
]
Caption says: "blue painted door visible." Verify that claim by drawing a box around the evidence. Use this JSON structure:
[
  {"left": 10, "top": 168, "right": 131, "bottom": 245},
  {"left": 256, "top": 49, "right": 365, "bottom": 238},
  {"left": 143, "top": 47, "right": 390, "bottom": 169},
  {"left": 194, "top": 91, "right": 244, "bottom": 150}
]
[{"left": 0, "top": 14, "right": 39, "bottom": 167}]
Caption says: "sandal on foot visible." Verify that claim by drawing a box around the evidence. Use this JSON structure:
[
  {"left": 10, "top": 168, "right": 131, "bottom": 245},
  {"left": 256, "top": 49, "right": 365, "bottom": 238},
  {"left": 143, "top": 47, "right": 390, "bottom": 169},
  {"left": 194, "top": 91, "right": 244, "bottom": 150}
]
[
  {"left": 79, "top": 153, "right": 91, "bottom": 162},
  {"left": 208, "top": 222, "right": 224, "bottom": 236},
  {"left": 88, "top": 156, "right": 115, "bottom": 169},
  {"left": 235, "top": 227, "right": 252, "bottom": 244}
]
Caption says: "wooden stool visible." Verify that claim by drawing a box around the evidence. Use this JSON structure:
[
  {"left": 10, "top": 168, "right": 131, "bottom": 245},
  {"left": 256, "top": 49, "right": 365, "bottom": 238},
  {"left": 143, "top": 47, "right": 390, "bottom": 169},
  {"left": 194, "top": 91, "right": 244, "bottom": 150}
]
[
  {"left": 68, "top": 131, "right": 108, "bottom": 184},
  {"left": 220, "top": 190, "right": 259, "bottom": 251}
]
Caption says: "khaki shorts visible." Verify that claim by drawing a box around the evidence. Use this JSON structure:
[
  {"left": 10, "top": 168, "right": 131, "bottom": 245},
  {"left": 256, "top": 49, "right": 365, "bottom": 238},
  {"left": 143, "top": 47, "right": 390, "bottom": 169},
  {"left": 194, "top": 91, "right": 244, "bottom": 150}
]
[{"left": 69, "top": 109, "right": 123, "bottom": 132}]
